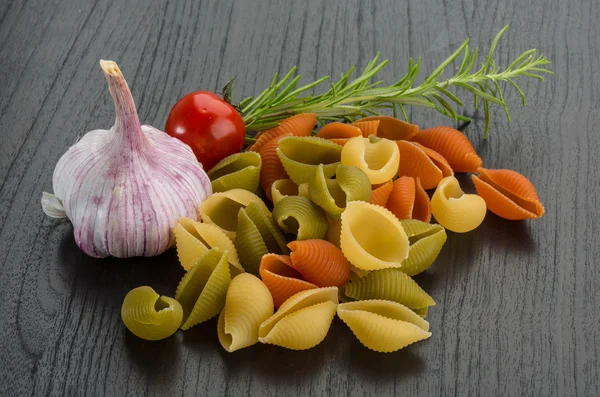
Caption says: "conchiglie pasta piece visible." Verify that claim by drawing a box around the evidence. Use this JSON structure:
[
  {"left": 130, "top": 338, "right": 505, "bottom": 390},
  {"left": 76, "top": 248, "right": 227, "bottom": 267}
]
[
  {"left": 173, "top": 219, "right": 210, "bottom": 271},
  {"left": 411, "top": 126, "right": 482, "bottom": 173},
  {"left": 340, "top": 201, "right": 409, "bottom": 270},
  {"left": 344, "top": 268, "right": 435, "bottom": 309},
  {"left": 218, "top": 273, "right": 274, "bottom": 352},
  {"left": 271, "top": 179, "right": 299, "bottom": 205},
  {"left": 193, "top": 222, "right": 244, "bottom": 275},
  {"left": 359, "top": 115, "right": 419, "bottom": 140},
  {"left": 288, "top": 239, "right": 350, "bottom": 287},
  {"left": 175, "top": 249, "right": 231, "bottom": 330},
  {"left": 326, "top": 217, "right": 342, "bottom": 248},
  {"left": 198, "top": 189, "right": 270, "bottom": 241},
  {"left": 351, "top": 119, "right": 380, "bottom": 137},
  {"left": 400, "top": 220, "right": 447, "bottom": 276},
  {"left": 341, "top": 136, "right": 400, "bottom": 184},
  {"left": 258, "top": 287, "right": 338, "bottom": 350},
  {"left": 121, "top": 286, "right": 183, "bottom": 341},
  {"left": 277, "top": 136, "right": 343, "bottom": 184},
  {"left": 386, "top": 177, "right": 431, "bottom": 223},
  {"left": 472, "top": 168, "right": 545, "bottom": 220},
  {"left": 259, "top": 133, "right": 292, "bottom": 201},
  {"left": 272, "top": 196, "right": 328, "bottom": 240},
  {"left": 247, "top": 113, "right": 316, "bottom": 152},
  {"left": 309, "top": 164, "right": 371, "bottom": 217},
  {"left": 316, "top": 122, "right": 363, "bottom": 139},
  {"left": 412, "top": 178, "right": 432, "bottom": 223},
  {"left": 396, "top": 141, "right": 443, "bottom": 189},
  {"left": 298, "top": 183, "right": 310, "bottom": 198},
  {"left": 337, "top": 300, "right": 431, "bottom": 352},
  {"left": 369, "top": 180, "right": 393, "bottom": 206},
  {"left": 208, "top": 152, "right": 261, "bottom": 193},
  {"left": 259, "top": 254, "right": 317, "bottom": 308},
  {"left": 431, "top": 176, "right": 487, "bottom": 233},
  {"left": 411, "top": 142, "right": 454, "bottom": 177}
]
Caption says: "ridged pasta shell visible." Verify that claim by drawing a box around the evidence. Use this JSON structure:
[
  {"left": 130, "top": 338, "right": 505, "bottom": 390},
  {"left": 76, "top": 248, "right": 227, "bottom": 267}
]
[
  {"left": 193, "top": 223, "right": 244, "bottom": 275},
  {"left": 198, "top": 189, "right": 270, "bottom": 241},
  {"left": 272, "top": 196, "right": 328, "bottom": 240},
  {"left": 431, "top": 176, "right": 487, "bottom": 233},
  {"left": 396, "top": 141, "right": 443, "bottom": 189},
  {"left": 173, "top": 219, "right": 210, "bottom": 271},
  {"left": 411, "top": 142, "right": 454, "bottom": 177},
  {"left": 337, "top": 300, "right": 431, "bottom": 352},
  {"left": 277, "top": 136, "right": 343, "bottom": 184},
  {"left": 121, "top": 286, "right": 183, "bottom": 341},
  {"left": 247, "top": 113, "right": 316, "bottom": 152},
  {"left": 411, "top": 126, "right": 482, "bottom": 173},
  {"left": 259, "top": 133, "right": 292, "bottom": 201},
  {"left": 359, "top": 116, "right": 419, "bottom": 140},
  {"left": 386, "top": 177, "right": 432, "bottom": 223},
  {"left": 344, "top": 268, "right": 435, "bottom": 309},
  {"left": 316, "top": 122, "right": 363, "bottom": 139},
  {"left": 270, "top": 179, "right": 299, "bottom": 205},
  {"left": 341, "top": 136, "right": 400, "bottom": 184},
  {"left": 369, "top": 180, "right": 394, "bottom": 206},
  {"left": 175, "top": 249, "right": 231, "bottom": 330},
  {"left": 472, "top": 168, "right": 545, "bottom": 220},
  {"left": 351, "top": 119, "right": 380, "bottom": 137},
  {"left": 235, "top": 202, "right": 289, "bottom": 276},
  {"left": 258, "top": 287, "right": 338, "bottom": 350},
  {"left": 309, "top": 164, "right": 371, "bottom": 217},
  {"left": 259, "top": 254, "right": 317, "bottom": 308},
  {"left": 298, "top": 183, "right": 310, "bottom": 198},
  {"left": 207, "top": 152, "right": 261, "bottom": 193},
  {"left": 218, "top": 273, "right": 274, "bottom": 352},
  {"left": 288, "top": 239, "right": 350, "bottom": 287},
  {"left": 340, "top": 201, "right": 409, "bottom": 271},
  {"left": 400, "top": 219, "right": 447, "bottom": 276},
  {"left": 326, "top": 217, "right": 342, "bottom": 248}
]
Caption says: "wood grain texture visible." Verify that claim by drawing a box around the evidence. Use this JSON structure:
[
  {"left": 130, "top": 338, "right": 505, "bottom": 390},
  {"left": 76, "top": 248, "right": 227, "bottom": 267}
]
[{"left": 1, "top": 0, "right": 599, "bottom": 395}]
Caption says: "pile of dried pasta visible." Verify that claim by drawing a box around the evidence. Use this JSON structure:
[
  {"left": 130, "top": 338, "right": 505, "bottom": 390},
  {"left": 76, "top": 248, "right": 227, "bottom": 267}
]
[{"left": 121, "top": 114, "right": 545, "bottom": 353}]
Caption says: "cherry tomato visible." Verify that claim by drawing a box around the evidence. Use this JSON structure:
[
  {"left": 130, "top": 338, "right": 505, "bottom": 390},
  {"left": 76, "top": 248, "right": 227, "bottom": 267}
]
[{"left": 165, "top": 91, "right": 246, "bottom": 171}]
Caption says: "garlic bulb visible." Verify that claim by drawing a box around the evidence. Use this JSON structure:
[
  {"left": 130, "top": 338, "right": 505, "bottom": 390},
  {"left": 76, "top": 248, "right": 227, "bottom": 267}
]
[{"left": 42, "top": 60, "right": 212, "bottom": 258}]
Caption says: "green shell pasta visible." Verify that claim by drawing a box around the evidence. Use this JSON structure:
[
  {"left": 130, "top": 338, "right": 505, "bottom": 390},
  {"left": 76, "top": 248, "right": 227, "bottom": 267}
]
[
  {"left": 272, "top": 196, "right": 328, "bottom": 240},
  {"left": 271, "top": 179, "right": 299, "bottom": 205},
  {"left": 121, "top": 286, "right": 183, "bottom": 341},
  {"left": 400, "top": 219, "right": 447, "bottom": 276},
  {"left": 344, "top": 268, "right": 435, "bottom": 309},
  {"left": 309, "top": 164, "right": 371, "bottom": 217},
  {"left": 207, "top": 152, "right": 261, "bottom": 193},
  {"left": 175, "top": 249, "right": 231, "bottom": 330},
  {"left": 235, "top": 202, "right": 289, "bottom": 275},
  {"left": 277, "top": 136, "right": 342, "bottom": 184}
]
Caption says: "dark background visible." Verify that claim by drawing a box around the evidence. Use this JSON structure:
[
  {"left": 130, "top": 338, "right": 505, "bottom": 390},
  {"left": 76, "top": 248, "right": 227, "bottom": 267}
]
[{"left": 1, "top": 0, "right": 598, "bottom": 396}]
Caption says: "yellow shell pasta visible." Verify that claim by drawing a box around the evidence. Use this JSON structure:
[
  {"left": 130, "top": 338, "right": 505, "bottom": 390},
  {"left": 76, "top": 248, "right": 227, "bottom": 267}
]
[
  {"left": 207, "top": 152, "right": 261, "bottom": 193},
  {"left": 341, "top": 136, "right": 400, "bottom": 184},
  {"left": 259, "top": 287, "right": 338, "bottom": 350},
  {"left": 218, "top": 273, "right": 274, "bottom": 352},
  {"left": 271, "top": 179, "right": 299, "bottom": 205},
  {"left": 298, "top": 183, "right": 310, "bottom": 198},
  {"left": 276, "top": 136, "right": 342, "bottom": 184},
  {"left": 174, "top": 218, "right": 243, "bottom": 275},
  {"left": 400, "top": 219, "right": 447, "bottom": 276},
  {"left": 175, "top": 249, "right": 231, "bottom": 330},
  {"left": 340, "top": 201, "right": 409, "bottom": 270},
  {"left": 198, "top": 189, "right": 271, "bottom": 241},
  {"left": 337, "top": 300, "right": 431, "bottom": 352},
  {"left": 309, "top": 164, "right": 371, "bottom": 217},
  {"left": 343, "top": 268, "right": 435, "bottom": 309},
  {"left": 272, "top": 196, "right": 328, "bottom": 240},
  {"left": 431, "top": 176, "right": 487, "bottom": 233},
  {"left": 121, "top": 286, "right": 183, "bottom": 341}
]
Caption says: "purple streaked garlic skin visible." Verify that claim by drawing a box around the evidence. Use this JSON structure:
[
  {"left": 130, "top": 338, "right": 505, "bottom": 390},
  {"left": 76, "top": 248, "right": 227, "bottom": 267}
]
[{"left": 42, "top": 60, "right": 212, "bottom": 258}]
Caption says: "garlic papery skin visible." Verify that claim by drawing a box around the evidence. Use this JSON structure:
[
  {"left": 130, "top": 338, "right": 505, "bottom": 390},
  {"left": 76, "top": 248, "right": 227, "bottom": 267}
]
[{"left": 42, "top": 60, "right": 212, "bottom": 258}]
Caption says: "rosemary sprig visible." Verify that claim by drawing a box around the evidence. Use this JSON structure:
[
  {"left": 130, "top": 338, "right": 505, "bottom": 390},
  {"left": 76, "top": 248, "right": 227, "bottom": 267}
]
[{"left": 237, "top": 26, "right": 553, "bottom": 138}]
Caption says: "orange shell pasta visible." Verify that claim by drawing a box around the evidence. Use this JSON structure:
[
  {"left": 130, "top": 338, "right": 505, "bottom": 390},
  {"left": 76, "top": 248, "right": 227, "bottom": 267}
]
[
  {"left": 396, "top": 141, "right": 443, "bottom": 189},
  {"left": 411, "top": 126, "right": 482, "bottom": 173},
  {"left": 351, "top": 119, "right": 380, "bottom": 137},
  {"left": 359, "top": 116, "right": 419, "bottom": 140},
  {"left": 288, "top": 239, "right": 350, "bottom": 287},
  {"left": 259, "top": 134, "right": 291, "bottom": 200},
  {"left": 386, "top": 177, "right": 431, "bottom": 223},
  {"left": 247, "top": 113, "right": 316, "bottom": 152},
  {"left": 369, "top": 180, "right": 393, "bottom": 206},
  {"left": 316, "top": 122, "right": 363, "bottom": 139},
  {"left": 472, "top": 168, "right": 545, "bottom": 220},
  {"left": 411, "top": 142, "right": 454, "bottom": 177},
  {"left": 259, "top": 254, "right": 317, "bottom": 308}
]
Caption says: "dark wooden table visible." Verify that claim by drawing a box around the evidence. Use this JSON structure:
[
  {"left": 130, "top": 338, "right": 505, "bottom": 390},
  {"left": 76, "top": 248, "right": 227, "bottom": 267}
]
[{"left": 1, "top": 0, "right": 598, "bottom": 395}]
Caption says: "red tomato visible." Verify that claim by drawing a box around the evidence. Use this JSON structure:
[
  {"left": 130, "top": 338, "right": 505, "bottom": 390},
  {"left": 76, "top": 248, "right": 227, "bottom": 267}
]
[{"left": 165, "top": 91, "right": 246, "bottom": 171}]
